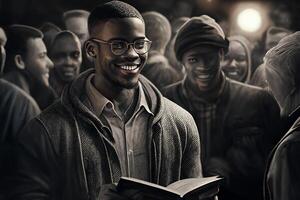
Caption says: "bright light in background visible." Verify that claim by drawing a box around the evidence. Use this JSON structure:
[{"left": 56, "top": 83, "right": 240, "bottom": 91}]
[{"left": 237, "top": 8, "right": 262, "bottom": 32}]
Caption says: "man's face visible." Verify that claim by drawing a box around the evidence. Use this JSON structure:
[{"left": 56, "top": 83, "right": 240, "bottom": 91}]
[
  {"left": 182, "top": 46, "right": 221, "bottom": 92},
  {"left": 220, "top": 41, "right": 248, "bottom": 82},
  {"left": 65, "top": 17, "right": 89, "bottom": 46},
  {"left": 92, "top": 17, "right": 147, "bottom": 89},
  {"left": 24, "top": 38, "right": 53, "bottom": 86},
  {"left": 50, "top": 36, "right": 82, "bottom": 82}
]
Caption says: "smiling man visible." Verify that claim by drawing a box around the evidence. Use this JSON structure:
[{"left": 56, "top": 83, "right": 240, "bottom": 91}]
[
  {"left": 162, "top": 15, "right": 282, "bottom": 200},
  {"left": 10, "top": 1, "right": 202, "bottom": 200},
  {"left": 2, "top": 25, "right": 56, "bottom": 110},
  {"left": 49, "top": 30, "right": 82, "bottom": 96}
]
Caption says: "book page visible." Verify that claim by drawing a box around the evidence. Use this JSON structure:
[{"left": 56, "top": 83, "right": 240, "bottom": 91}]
[
  {"left": 166, "top": 176, "right": 222, "bottom": 197},
  {"left": 117, "top": 177, "right": 181, "bottom": 198}
]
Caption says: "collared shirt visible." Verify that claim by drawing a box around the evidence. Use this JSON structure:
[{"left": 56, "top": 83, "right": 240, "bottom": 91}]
[{"left": 85, "top": 74, "right": 153, "bottom": 181}]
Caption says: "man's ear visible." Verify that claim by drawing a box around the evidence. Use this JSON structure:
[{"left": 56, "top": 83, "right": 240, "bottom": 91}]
[
  {"left": 219, "top": 48, "right": 225, "bottom": 61},
  {"left": 14, "top": 54, "right": 25, "bottom": 70},
  {"left": 85, "top": 40, "right": 97, "bottom": 58}
]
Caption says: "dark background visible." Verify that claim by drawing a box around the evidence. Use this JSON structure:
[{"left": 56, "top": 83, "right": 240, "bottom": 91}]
[
  {"left": 0, "top": 0, "right": 298, "bottom": 26},
  {"left": 0, "top": 0, "right": 299, "bottom": 41}
]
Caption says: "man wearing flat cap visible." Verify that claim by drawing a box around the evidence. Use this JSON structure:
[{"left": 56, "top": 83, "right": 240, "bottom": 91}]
[{"left": 163, "top": 15, "right": 282, "bottom": 200}]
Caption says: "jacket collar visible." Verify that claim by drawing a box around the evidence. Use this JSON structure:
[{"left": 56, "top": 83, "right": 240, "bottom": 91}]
[{"left": 61, "top": 69, "right": 165, "bottom": 126}]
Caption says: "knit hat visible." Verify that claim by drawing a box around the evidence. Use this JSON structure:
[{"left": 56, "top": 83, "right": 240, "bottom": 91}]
[{"left": 174, "top": 15, "right": 229, "bottom": 61}]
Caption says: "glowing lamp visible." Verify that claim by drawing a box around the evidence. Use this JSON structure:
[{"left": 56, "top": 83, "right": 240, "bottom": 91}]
[{"left": 237, "top": 8, "right": 262, "bottom": 32}]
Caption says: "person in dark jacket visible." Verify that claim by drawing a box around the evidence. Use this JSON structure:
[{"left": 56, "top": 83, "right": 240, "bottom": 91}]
[
  {"left": 0, "top": 79, "right": 40, "bottom": 200},
  {"left": 0, "top": 29, "right": 40, "bottom": 199},
  {"left": 9, "top": 2, "right": 202, "bottom": 200},
  {"left": 2, "top": 24, "right": 56, "bottom": 110},
  {"left": 162, "top": 15, "right": 282, "bottom": 200},
  {"left": 264, "top": 32, "right": 300, "bottom": 200},
  {"left": 262, "top": 31, "right": 300, "bottom": 127},
  {"left": 49, "top": 30, "right": 82, "bottom": 96}
]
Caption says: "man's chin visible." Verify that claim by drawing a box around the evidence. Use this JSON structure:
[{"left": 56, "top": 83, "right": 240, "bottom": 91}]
[
  {"left": 115, "top": 77, "right": 139, "bottom": 89},
  {"left": 122, "top": 81, "right": 139, "bottom": 89}
]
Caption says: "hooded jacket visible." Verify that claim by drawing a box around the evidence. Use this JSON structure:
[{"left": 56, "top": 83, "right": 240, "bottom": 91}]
[{"left": 10, "top": 69, "right": 202, "bottom": 200}]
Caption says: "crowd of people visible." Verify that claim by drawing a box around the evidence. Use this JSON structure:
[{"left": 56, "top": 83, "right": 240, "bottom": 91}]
[{"left": 0, "top": 1, "right": 299, "bottom": 200}]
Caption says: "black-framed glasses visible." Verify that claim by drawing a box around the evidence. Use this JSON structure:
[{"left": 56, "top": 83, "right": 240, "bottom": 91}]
[{"left": 91, "top": 38, "right": 152, "bottom": 56}]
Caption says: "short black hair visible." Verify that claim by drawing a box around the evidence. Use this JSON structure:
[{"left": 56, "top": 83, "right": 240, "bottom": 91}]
[
  {"left": 88, "top": 1, "right": 144, "bottom": 35},
  {"left": 5, "top": 24, "right": 43, "bottom": 72},
  {"left": 39, "top": 22, "right": 61, "bottom": 33},
  {"left": 49, "top": 30, "right": 80, "bottom": 54},
  {"left": 142, "top": 11, "right": 171, "bottom": 52},
  {"left": 39, "top": 22, "right": 62, "bottom": 49},
  {"left": 63, "top": 9, "right": 90, "bottom": 22}
]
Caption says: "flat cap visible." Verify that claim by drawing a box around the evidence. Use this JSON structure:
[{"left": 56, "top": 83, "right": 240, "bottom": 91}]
[{"left": 175, "top": 15, "right": 229, "bottom": 61}]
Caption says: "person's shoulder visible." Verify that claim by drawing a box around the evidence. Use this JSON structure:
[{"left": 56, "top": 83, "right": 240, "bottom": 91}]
[
  {"left": 17, "top": 100, "right": 75, "bottom": 150},
  {"left": 228, "top": 78, "right": 272, "bottom": 98},
  {"left": 229, "top": 78, "right": 262, "bottom": 91},
  {"left": 162, "top": 96, "right": 194, "bottom": 122},
  {"left": 228, "top": 79, "right": 279, "bottom": 111},
  {"left": 161, "top": 97, "right": 199, "bottom": 142},
  {"left": 272, "top": 130, "right": 300, "bottom": 165},
  {"left": 0, "top": 79, "right": 39, "bottom": 109},
  {"left": 37, "top": 99, "right": 71, "bottom": 123},
  {"left": 161, "top": 81, "right": 182, "bottom": 96}
]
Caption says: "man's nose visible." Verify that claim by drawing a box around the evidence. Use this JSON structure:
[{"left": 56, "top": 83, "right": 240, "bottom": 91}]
[
  {"left": 47, "top": 56, "right": 54, "bottom": 69},
  {"left": 229, "top": 59, "right": 238, "bottom": 68},
  {"left": 64, "top": 56, "right": 75, "bottom": 66},
  {"left": 124, "top": 44, "right": 139, "bottom": 60}
]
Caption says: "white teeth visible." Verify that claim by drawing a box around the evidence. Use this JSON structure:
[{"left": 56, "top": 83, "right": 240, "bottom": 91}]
[
  {"left": 229, "top": 72, "right": 238, "bottom": 75},
  {"left": 120, "top": 65, "right": 138, "bottom": 71},
  {"left": 197, "top": 74, "right": 210, "bottom": 79}
]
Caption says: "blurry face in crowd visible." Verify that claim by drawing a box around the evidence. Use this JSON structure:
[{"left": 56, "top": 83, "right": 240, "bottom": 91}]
[
  {"left": 24, "top": 38, "right": 53, "bottom": 86},
  {"left": 0, "top": 28, "right": 7, "bottom": 73},
  {"left": 51, "top": 35, "right": 82, "bottom": 82},
  {"left": 265, "top": 32, "right": 288, "bottom": 52},
  {"left": 65, "top": 16, "right": 89, "bottom": 46},
  {"left": 182, "top": 45, "right": 222, "bottom": 92},
  {"left": 220, "top": 40, "right": 248, "bottom": 82},
  {"left": 91, "top": 17, "right": 148, "bottom": 90}
]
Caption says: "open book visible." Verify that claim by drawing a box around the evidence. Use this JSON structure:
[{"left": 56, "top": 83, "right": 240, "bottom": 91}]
[{"left": 117, "top": 176, "right": 223, "bottom": 200}]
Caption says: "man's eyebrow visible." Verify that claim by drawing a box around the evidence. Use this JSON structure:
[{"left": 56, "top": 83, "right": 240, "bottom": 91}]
[
  {"left": 108, "top": 36, "right": 146, "bottom": 41},
  {"left": 186, "top": 53, "right": 206, "bottom": 57}
]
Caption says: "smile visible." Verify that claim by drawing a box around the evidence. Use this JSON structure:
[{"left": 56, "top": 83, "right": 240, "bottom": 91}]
[
  {"left": 228, "top": 71, "right": 238, "bottom": 75},
  {"left": 196, "top": 74, "right": 210, "bottom": 79},
  {"left": 119, "top": 65, "right": 138, "bottom": 71}
]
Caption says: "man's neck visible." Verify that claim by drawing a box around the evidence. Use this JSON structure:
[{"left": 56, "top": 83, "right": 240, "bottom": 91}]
[{"left": 93, "top": 75, "right": 138, "bottom": 120}]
